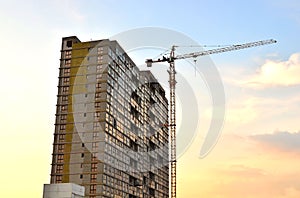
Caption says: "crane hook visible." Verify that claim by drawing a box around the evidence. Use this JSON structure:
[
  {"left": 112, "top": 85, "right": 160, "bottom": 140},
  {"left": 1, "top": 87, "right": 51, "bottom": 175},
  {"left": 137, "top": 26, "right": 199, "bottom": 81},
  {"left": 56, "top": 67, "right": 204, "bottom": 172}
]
[{"left": 194, "top": 59, "right": 197, "bottom": 76}]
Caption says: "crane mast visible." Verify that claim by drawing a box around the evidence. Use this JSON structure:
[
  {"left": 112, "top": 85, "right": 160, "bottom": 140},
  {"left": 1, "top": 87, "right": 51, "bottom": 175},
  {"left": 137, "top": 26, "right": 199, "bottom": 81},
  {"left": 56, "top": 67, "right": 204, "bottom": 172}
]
[
  {"left": 145, "top": 39, "right": 277, "bottom": 198},
  {"left": 168, "top": 46, "right": 177, "bottom": 198}
]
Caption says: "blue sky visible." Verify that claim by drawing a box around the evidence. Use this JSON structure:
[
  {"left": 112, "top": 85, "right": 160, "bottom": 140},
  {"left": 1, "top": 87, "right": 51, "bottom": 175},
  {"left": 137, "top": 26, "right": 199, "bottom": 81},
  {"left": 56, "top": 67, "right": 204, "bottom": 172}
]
[
  {"left": 2, "top": 0, "right": 299, "bottom": 63},
  {"left": 1, "top": 0, "right": 300, "bottom": 197}
]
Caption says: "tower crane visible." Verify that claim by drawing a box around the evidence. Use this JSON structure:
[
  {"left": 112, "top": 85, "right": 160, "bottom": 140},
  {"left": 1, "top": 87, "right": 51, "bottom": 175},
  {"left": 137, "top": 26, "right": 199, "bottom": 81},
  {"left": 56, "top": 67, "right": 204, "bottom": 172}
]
[{"left": 145, "top": 39, "right": 277, "bottom": 198}]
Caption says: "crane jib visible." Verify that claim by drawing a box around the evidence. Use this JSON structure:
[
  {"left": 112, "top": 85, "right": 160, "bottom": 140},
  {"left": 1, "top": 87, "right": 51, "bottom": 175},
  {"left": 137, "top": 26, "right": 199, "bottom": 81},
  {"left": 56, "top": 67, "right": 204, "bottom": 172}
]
[
  {"left": 145, "top": 38, "right": 277, "bottom": 198},
  {"left": 175, "top": 39, "right": 277, "bottom": 60}
]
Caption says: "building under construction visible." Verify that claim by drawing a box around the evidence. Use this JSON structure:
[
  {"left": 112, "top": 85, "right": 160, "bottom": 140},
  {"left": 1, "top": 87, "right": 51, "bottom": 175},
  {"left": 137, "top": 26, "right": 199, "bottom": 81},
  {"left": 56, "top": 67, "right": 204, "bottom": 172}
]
[{"left": 50, "top": 36, "right": 169, "bottom": 198}]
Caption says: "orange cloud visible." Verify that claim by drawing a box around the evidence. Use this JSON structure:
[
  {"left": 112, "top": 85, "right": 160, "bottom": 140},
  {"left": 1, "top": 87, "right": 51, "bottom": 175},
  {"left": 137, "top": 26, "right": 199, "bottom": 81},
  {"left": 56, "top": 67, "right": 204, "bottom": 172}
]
[
  {"left": 177, "top": 133, "right": 300, "bottom": 198},
  {"left": 241, "top": 53, "right": 300, "bottom": 88},
  {"left": 250, "top": 131, "right": 300, "bottom": 152}
]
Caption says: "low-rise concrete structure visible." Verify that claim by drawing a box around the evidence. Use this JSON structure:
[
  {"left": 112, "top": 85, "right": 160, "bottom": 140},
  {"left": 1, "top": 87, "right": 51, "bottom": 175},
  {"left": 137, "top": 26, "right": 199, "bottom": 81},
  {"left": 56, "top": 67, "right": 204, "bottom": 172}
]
[{"left": 43, "top": 183, "right": 85, "bottom": 198}]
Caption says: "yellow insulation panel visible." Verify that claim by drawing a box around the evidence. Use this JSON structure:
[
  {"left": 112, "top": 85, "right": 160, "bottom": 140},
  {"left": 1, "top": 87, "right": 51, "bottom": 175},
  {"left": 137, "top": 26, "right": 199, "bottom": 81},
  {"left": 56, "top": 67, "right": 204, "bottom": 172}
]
[{"left": 62, "top": 42, "right": 90, "bottom": 183}]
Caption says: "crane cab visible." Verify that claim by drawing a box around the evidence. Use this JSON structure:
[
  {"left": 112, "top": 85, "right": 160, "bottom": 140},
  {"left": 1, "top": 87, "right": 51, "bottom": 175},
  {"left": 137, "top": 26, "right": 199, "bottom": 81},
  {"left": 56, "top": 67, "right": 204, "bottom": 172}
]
[{"left": 145, "top": 59, "right": 153, "bottom": 67}]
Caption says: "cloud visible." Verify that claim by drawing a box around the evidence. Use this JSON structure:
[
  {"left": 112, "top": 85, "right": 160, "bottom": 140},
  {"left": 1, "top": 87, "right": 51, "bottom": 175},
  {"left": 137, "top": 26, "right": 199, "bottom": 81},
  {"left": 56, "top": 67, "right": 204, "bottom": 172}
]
[
  {"left": 200, "top": 161, "right": 300, "bottom": 198},
  {"left": 226, "top": 95, "right": 299, "bottom": 126},
  {"left": 250, "top": 131, "right": 300, "bottom": 152},
  {"left": 213, "top": 171, "right": 300, "bottom": 198},
  {"left": 240, "top": 53, "right": 300, "bottom": 89}
]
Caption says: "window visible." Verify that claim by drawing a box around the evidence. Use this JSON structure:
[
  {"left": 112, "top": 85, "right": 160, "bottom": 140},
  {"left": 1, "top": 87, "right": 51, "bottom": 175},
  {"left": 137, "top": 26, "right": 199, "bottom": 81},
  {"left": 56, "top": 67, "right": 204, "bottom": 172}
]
[
  {"left": 93, "top": 122, "right": 100, "bottom": 130},
  {"left": 149, "top": 188, "right": 155, "bottom": 196},
  {"left": 91, "top": 174, "right": 97, "bottom": 182},
  {"left": 65, "top": 50, "right": 72, "bottom": 58},
  {"left": 56, "top": 165, "right": 63, "bottom": 173},
  {"left": 95, "top": 93, "right": 102, "bottom": 99},
  {"left": 62, "top": 96, "right": 68, "bottom": 102},
  {"left": 108, "top": 48, "right": 112, "bottom": 57},
  {"left": 105, "top": 123, "right": 109, "bottom": 132},
  {"left": 97, "top": 47, "right": 104, "bottom": 54},
  {"left": 91, "top": 163, "right": 97, "bottom": 172},
  {"left": 90, "top": 185, "right": 96, "bottom": 194},
  {"left": 62, "top": 86, "right": 69, "bottom": 93},
  {"left": 113, "top": 118, "right": 117, "bottom": 128},
  {"left": 58, "top": 144, "right": 65, "bottom": 153},
  {"left": 96, "top": 65, "right": 103, "bottom": 72},
  {"left": 63, "top": 68, "right": 70, "bottom": 76},
  {"left": 129, "top": 175, "right": 137, "bottom": 186},
  {"left": 66, "top": 40, "right": 72, "bottom": 47},
  {"left": 81, "top": 153, "right": 84, "bottom": 158},
  {"left": 58, "top": 134, "right": 65, "bottom": 141},
  {"left": 60, "top": 125, "right": 66, "bottom": 130},
  {"left": 103, "top": 174, "right": 107, "bottom": 183},
  {"left": 56, "top": 175, "right": 62, "bottom": 183},
  {"left": 57, "top": 154, "right": 64, "bottom": 163},
  {"left": 96, "top": 74, "right": 102, "bottom": 80},
  {"left": 149, "top": 171, "right": 155, "bottom": 180},
  {"left": 130, "top": 158, "right": 137, "bottom": 169},
  {"left": 149, "top": 141, "right": 155, "bottom": 151},
  {"left": 97, "top": 56, "right": 103, "bottom": 64},
  {"left": 95, "top": 102, "right": 101, "bottom": 108},
  {"left": 92, "top": 153, "right": 98, "bottom": 161},
  {"left": 130, "top": 140, "right": 138, "bottom": 152},
  {"left": 80, "top": 174, "right": 83, "bottom": 179},
  {"left": 96, "top": 83, "right": 102, "bottom": 89},
  {"left": 105, "top": 133, "right": 108, "bottom": 141},
  {"left": 65, "top": 59, "right": 71, "bottom": 67},
  {"left": 106, "top": 103, "right": 110, "bottom": 112},
  {"left": 61, "top": 115, "right": 66, "bottom": 121},
  {"left": 94, "top": 111, "right": 101, "bottom": 118},
  {"left": 92, "top": 142, "right": 98, "bottom": 150},
  {"left": 61, "top": 105, "right": 67, "bottom": 111},
  {"left": 62, "top": 78, "right": 70, "bottom": 85},
  {"left": 93, "top": 132, "right": 99, "bottom": 139}
]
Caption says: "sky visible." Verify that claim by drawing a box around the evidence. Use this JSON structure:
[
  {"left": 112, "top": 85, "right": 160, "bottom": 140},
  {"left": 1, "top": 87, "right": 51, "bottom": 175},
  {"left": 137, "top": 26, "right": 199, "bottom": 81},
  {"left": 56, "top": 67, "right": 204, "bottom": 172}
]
[{"left": 0, "top": 0, "right": 300, "bottom": 197}]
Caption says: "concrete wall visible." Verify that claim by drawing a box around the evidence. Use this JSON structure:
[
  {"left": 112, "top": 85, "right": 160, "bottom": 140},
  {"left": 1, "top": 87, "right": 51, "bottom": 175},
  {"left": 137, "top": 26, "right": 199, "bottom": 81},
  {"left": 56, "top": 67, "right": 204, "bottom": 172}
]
[{"left": 43, "top": 183, "right": 85, "bottom": 198}]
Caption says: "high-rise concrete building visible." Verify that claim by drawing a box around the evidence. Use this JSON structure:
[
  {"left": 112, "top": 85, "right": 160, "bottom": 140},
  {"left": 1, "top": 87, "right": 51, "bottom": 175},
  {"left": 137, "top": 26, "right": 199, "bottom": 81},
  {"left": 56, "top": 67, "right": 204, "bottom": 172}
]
[{"left": 50, "top": 36, "right": 169, "bottom": 198}]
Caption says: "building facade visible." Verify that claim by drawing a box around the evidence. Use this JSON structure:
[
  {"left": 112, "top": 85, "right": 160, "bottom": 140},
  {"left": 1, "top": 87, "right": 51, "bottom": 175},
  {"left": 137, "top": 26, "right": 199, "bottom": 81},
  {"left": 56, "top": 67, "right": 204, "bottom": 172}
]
[{"left": 50, "top": 36, "right": 169, "bottom": 198}]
